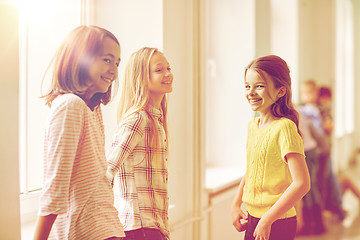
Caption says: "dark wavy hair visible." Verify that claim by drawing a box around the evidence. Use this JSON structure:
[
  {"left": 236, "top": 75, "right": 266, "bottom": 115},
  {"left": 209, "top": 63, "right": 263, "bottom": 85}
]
[{"left": 245, "top": 55, "right": 301, "bottom": 135}]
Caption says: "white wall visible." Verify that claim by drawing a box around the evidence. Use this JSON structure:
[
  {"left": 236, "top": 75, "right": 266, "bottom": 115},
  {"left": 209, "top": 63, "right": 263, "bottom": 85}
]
[
  {"left": 353, "top": 0, "right": 360, "bottom": 145},
  {"left": 311, "top": 0, "right": 336, "bottom": 87},
  {"left": 204, "top": 0, "right": 254, "bottom": 168},
  {"left": 163, "top": 0, "right": 197, "bottom": 238},
  {"left": 256, "top": 0, "right": 271, "bottom": 57},
  {"left": 0, "top": 1, "right": 21, "bottom": 239},
  {"left": 91, "top": 0, "right": 163, "bottom": 148},
  {"left": 271, "top": 0, "right": 300, "bottom": 102},
  {"left": 208, "top": 187, "right": 245, "bottom": 240},
  {"left": 298, "top": 0, "right": 335, "bottom": 87}
]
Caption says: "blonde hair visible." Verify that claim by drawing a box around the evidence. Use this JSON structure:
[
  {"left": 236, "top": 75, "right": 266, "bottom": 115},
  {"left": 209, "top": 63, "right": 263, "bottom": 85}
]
[
  {"left": 42, "top": 25, "right": 120, "bottom": 109},
  {"left": 118, "top": 47, "right": 168, "bottom": 145}
]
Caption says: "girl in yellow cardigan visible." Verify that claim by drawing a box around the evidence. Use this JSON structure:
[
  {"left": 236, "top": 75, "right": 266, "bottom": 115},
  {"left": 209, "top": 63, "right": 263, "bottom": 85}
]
[{"left": 231, "top": 55, "right": 310, "bottom": 240}]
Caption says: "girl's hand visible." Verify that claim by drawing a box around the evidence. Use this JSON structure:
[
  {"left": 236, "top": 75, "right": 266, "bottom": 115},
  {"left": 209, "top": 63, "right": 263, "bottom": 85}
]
[
  {"left": 253, "top": 218, "right": 271, "bottom": 240},
  {"left": 231, "top": 205, "right": 248, "bottom": 232}
]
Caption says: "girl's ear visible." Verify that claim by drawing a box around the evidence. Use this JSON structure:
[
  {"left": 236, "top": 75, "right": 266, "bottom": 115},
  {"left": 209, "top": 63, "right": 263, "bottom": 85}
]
[{"left": 277, "top": 86, "right": 286, "bottom": 98}]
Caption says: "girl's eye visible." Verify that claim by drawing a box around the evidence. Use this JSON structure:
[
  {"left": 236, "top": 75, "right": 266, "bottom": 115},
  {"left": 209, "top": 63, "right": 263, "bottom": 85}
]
[
  {"left": 245, "top": 85, "right": 250, "bottom": 89},
  {"left": 167, "top": 67, "right": 172, "bottom": 71},
  {"left": 104, "top": 58, "right": 111, "bottom": 63},
  {"left": 156, "top": 69, "right": 163, "bottom": 72},
  {"left": 257, "top": 85, "right": 264, "bottom": 88}
]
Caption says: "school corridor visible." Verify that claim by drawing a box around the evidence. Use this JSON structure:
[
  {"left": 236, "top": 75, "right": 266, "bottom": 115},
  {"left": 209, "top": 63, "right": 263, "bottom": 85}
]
[
  {"left": 296, "top": 158, "right": 360, "bottom": 240},
  {"left": 296, "top": 215, "right": 360, "bottom": 240},
  {"left": 1, "top": 0, "right": 360, "bottom": 239}
]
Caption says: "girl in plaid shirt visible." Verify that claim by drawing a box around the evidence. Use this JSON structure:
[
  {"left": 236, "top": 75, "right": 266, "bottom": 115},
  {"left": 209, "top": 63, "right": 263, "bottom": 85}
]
[{"left": 107, "top": 47, "right": 173, "bottom": 240}]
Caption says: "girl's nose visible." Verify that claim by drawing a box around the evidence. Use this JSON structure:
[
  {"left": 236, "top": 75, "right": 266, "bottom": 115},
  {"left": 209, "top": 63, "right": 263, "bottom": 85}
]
[
  {"left": 249, "top": 89, "right": 256, "bottom": 96},
  {"left": 109, "top": 65, "right": 117, "bottom": 75},
  {"left": 165, "top": 70, "right": 172, "bottom": 77}
]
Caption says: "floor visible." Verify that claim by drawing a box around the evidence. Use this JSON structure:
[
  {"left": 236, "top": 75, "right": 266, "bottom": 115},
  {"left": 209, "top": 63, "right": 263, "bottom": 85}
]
[
  {"left": 296, "top": 156, "right": 360, "bottom": 240},
  {"left": 295, "top": 210, "right": 360, "bottom": 240}
]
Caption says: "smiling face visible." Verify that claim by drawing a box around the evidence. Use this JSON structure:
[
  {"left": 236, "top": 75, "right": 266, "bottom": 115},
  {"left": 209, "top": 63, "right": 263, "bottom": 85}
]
[
  {"left": 245, "top": 69, "right": 284, "bottom": 116},
  {"left": 148, "top": 52, "right": 173, "bottom": 100},
  {"left": 86, "top": 37, "right": 121, "bottom": 100}
]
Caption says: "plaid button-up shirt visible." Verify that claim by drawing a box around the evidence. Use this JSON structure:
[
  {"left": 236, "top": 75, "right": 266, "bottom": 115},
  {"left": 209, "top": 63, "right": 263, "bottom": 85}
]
[{"left": 107, "top": 107, "right": 169, "bottom": 238}]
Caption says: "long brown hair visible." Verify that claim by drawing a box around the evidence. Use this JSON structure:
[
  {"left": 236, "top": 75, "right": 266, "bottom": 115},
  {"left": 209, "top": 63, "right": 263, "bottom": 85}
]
[
  {"left": 42, "top": 25, "right": 120, "bottom": 109},
  {"left": 245, "top": 55, "right": 301, "bottom": 135}
]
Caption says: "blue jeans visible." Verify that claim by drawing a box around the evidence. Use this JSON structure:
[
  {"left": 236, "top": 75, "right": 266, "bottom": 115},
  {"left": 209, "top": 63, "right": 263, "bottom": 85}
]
[
  {"left": 124, "top": 228, "right": 167, "bottom": 240},
  {"left": 302, "top": 149, "right": 322, "bottom": 207},
  {"left": 245, "top": 214, "right": 297, "bottom": 240}
]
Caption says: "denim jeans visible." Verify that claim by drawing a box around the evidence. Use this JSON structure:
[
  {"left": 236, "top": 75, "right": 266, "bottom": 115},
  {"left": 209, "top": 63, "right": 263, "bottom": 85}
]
[
  {"left": 124, "top": 228, "right": 167, "bottom": 240},
  {"left": 245, "top": 214, "right": 297, "bottom": 240},
  {"left": 302, "top": 148, "right": 322, "bottom": 208}
]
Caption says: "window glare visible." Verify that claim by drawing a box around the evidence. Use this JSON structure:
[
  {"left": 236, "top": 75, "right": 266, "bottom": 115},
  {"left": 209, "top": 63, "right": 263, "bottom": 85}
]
[
  {"left": 335, "top": 0, "right": 354, "bottom": 138},
  {"left": 18, "top": 0, "right": 82, "bottom": 195}
]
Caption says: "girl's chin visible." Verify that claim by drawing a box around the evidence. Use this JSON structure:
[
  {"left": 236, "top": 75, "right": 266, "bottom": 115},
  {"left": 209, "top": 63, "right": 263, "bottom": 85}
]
[{"left": 250, "top": 105, "right": 259, "bottom": 111}]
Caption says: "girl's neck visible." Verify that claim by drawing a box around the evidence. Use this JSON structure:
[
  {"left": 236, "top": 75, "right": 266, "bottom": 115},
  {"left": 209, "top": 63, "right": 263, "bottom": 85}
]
[
  {"left": 149, "top": 94, "right": 164, "bottom": 109},
  {"left": 258, "top": 112, "right": 278, "bottom": 129},
  {"left": 80, "top": 92, "right": 96, "bottom": 111}
]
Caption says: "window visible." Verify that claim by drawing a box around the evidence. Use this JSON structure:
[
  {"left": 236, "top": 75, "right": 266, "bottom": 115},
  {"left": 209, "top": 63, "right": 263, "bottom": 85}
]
[
  {"left": 18, "top": 0, "right": 82, "bottom": 223},
  {"left": 203, "top": 0, "right": 255, "bottom": 188},
  {"left": 335, "top": 0, "right": 354, "bottom": 138},
  {"left": 18, "top": 0, "right": 164, "bottom": 226}
]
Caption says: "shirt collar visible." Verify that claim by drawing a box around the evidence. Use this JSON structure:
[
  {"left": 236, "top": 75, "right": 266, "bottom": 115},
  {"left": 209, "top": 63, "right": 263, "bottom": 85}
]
[{"left": 149, "top": 105, "right": 163, "bottom": 122}]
